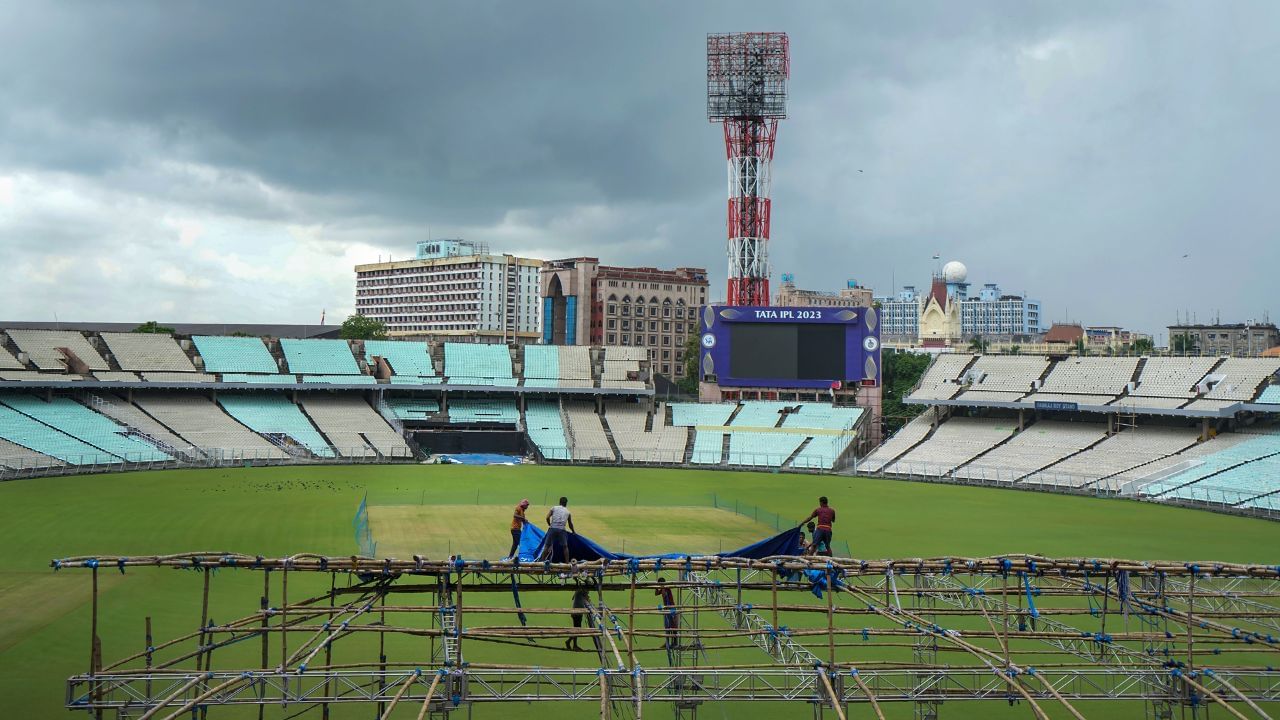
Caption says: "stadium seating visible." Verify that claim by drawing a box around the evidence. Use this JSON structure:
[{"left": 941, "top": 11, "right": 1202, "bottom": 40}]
[
  {"left": 786, "top": 404, "right": 864, "bottom": 469},
  {"left": 670, "top": 403, "right": 736, "bottom": 427},
  {"left": 954, "top": 421, "right": 1107, "bottom": 481},
  {"left": 602, "top": 346, "right": 646, "bottom": 389},
  {"left": 690, "top": 430, "right": 725, "bottom": 464},
  {"left": 885, "top": 417, "right": 1018, "bottom": 475},
  {"left": 1163, "top": 451, "right": 1280, "bottom": 506},
  {"left": 387, "top": 375, "right": 443, "bottom": 385},
  {"left": 444, "top": 343, "right": 517, "bottom": 385},
  {"left": 962, "top": 355, "right": 1049, "bottom": 394},
  {"left": 6, "top": 329, "right": 109, "bottom": 371},
  {"left": 727, "top": 431, "right": 807, "bottom": 467},
  {"left": 0, "top": 371, "right": 83, "bottom": 381},
  {"left": 607, "top": 402, "right": 686, "bottom": 462},
  {"left": 1021, "top": 426, "right": 1199, "bottom": 488},
  {"left": 364, "top": 340, "right": 437, "bottom": 378},
  {"left": 906, "top": 354, "right": 973, "bottom": 402},
  {"left": 1143, "top": 432, "right": 1280, "bottom": 501},
  {"left": 143, "top": 372, "right": 217, "bottom": 382},
  {"left": 221, "top": 374, "right": 297, "bottom": 384},
  {"left": 1019, "top": 392, "right": 1116, "bottom": 406},
  {"left": 1131, "top": 357, "right": 1217, "bottom": 399},
  {"left": 193, "top": 336, "right": 279, "bottom": 374},
  {"left": 523, "top": 345, "right": 593, "bottom": 387},
  {"left": 281, "top": 339, "right": 361, "bottom": 375},
  {"left": 383, "top": 398, "right": 441, "bottom": 421},
  {"left": 0, "top": 437, "right": 63, "bottom": 469},
  {"left": 0, "top": 394, "right": 170, "bottom": 462},
  {"left": 1104, "top": 432, "right": 1254, "bottom": 492},
  {"left": 1257, "top": 385, "right": 1280, "bottom": 404},
  {"left": 1038, "top": 357, "right": 1138, "bottom": 397},
  {"left": 217, "top": 394, "right": 336, "bottom": 457},
  {"left": 100, "top": 332, "right": 197, "bottom": 372},
  {"left": 92, "top": 372, "right": 141, "bottom": 382},
  {"left": 1203, "top": 359, "right": 1280, "bottom": 401},
  {"left": 88, "top": 393, "right": 199, "bottom": 455},
  {"left": 299, "top": 395, "right": 411, "bottom": 458},
  {"left": 525, "top": 401, "right": 570, "bottom": 460},
  {"left": 133, "top": 393, "right": 287, "bottom": 459},
  {"left": 0, "top": 345, "right": 24, "bottom": 370},
  {"left": 952, "top": 390, "right": 1024, "bottom": 403},
  {"left": 730, "top": 401, "right": 791, "bottom": 428},
  {"left": 448, "top": 399, "right": 519, "bottom": 424},
  {"left": 564, "top": 401, "right": 615, "bottom": 461},
  {"left": 0, "top": 402, "right": 115, "bottom": 464},
  {"left": 859, "top": 408, "right": 938, "bottom": 473},
  {"left": 299, "top": 375, "right": 377, "bottom": 385}
]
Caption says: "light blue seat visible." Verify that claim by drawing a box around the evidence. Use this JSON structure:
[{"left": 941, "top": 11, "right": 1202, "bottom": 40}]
[
  {"left": 0, "top": 394, "right": 169, "bottom": 462},
  {"left": 690, "top": 431, "right": 725, "bottom": 464},
  {"left": 1146, "top": 434, "right": 1280, "bottom": 498},
  {"left": 0, "top": 403, "right": 117, "bottom": 464},
  {"left": 727, "top": 431, "right": 806, "bottom": 467},
  {"left": 449, "top": 399, "right": 518, "bottom": 424},
  {"left": 525, "top": 401, "right": 569, "bottom": 459},
  {"left": 300, "top": 375, "right": 377, "bottom": 385},
  {"left": 364, "top": 341, "right": 437, "bottom": 378},
  {"left": 786, "top": 404, "right": 865, "bottom": 469},
  {"left": 522, "top": 346, "right": 560, "bottom": 380},
  {"left": 444, "top": 343, "right": 515, "bottom": 385},
  {"left": 217, "top": 394, "right": 335, "bottom": 458},
  {"left": 1257, "top": 385, "right": 1280, "bottom": 404},
  {"left": 221, "top": 374, "right": 296, "bottom": 384},
  {"left": 280, "top": 339, "right": 361, "bottom": 375},
  {"left": 384, "top": 398, "right": 441, "bottom": 421},
  {"left": 387, "top": 376, "right": 444, "bottom": 385},
  {"left": 193, "top": 336, "right": 278, "bottom": 373},
  {"left": 670, "top": 403, "right": 736, "bottom": 427},
  {"left": 730, "top": 401, "right": 792, "bottom": 428}
]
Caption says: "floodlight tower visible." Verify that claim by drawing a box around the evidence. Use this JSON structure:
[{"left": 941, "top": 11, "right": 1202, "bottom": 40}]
[{"left": 707, "top": 32, "right": 790, "bottom": 306}]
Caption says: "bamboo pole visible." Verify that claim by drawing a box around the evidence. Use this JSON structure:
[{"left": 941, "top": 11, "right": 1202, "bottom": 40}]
[
  {"left": 770, "top": 568, "right": 779, "bottom": 655},
  {"left": 134, "top": 673, "right": 210, "bottom": 720},
  {"left": 1179, "top": 673, "right": 1250, "bottom": 720},
  {"left": 816, "top": 669, "right": 848, "bottom": 720},
  {"left": 826, "top": 568, "right": 835, "bottom": 667},
  {"left": 627, "top": 571, "right": 637, "bottom": 669},
  {"left": 1187, "top": 573, "right": 1195, "bottom": 672},
  {"left": 378, "top": 671, "right": 419, "bottom": 720},
  {"left": 414, "top": 671, "right": 443, "bottom": 720},
  {"left": 156, "top": 675, "right": 252, "bottom": 720},
  {"left": 323, "top": 572, "right": 335, "bottom": 720},
  {"left": 1035, "top": 672, "right": 1088, "bottom": 720},
  {"left": 1208, "top": 672, "right": 1274, "bottom": 720},
  {"left": 848, "top": 671, "right": 886, "bottom": 720},
  {"left": 196, "top": 569, "right": 210, "bottom": 672}
]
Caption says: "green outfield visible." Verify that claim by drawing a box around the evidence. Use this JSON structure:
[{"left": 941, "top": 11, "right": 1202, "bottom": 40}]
[{"left": 1, "top": 463, "right": 1278, "bottom": 718}]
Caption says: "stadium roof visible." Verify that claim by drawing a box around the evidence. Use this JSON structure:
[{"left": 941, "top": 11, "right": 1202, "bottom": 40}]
[{"left": 0, "top": 321, "right": 340, "bottom": 339}]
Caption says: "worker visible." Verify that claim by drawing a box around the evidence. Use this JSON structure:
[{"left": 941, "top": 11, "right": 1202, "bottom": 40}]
[
  {"left": 800, "top": 496, "right": 835, "bottom": 557},
  {"left": 568, "top": 584, "right": 599, "bottom": 652},
  {"left": 540, "top": 496, "right": 575, "bottom": 562},
  {"left": 508, "top": 498, "right": 530, "bottom": 559},
  {"left": 655, "top": 577, "right": 679, "bottom": 664}
]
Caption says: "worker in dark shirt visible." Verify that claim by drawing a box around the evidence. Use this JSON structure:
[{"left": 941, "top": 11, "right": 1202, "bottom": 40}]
[
  {"left": 655, "top": 577, "right": 679, "bottom": 664},
  {"left": 568, "top": 584, "right": 600, "bottom": 652},
  {"left": 801, "top": 496, "right": 836, "bottom": 557}
]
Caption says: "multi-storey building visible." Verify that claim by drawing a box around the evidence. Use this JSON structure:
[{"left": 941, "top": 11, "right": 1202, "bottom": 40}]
[
  {"left": 1167, "top": 322, "right": 1280, "bottom": 356},
  {"left": 354, "top": 240, "right": 543, "bottom": 342},
  {"left": 874, "top": 261, "right": 1043, "bottom": 346},
  {"left": 774, "top": 275, "right": 874, "bottom": 308},
  {"left": 541, "top": 258, "right": 708, "bottom": 379}
]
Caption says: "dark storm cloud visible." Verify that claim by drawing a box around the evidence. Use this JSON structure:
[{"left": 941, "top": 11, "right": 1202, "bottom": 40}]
[{"left": 0, "top": 1, "right": 1277, "bottom": 335}]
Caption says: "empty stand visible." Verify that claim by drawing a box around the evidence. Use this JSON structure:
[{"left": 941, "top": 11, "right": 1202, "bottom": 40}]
[
  {"left": 670, "top": 403, "right": 736, "bottom": 427},
  {"left": 6, "top": 329, "right": 109, "bottom": 371},
  {"left": 92, "top": 372, "right": 141, "bottom": 382},
  {"left": 954, "top": 421, "right": 1107, "bottom": 481},
  {"left": 1202, "top": 358, "right": 1280, "bottom": 401},
  {"left": 1022, "top": 426, "right": 1199, "bottom": 488},
  {"left": 1038, "top": 357, "right": 1138, "bottom": 397},
  {"left": 0, "top": 394, "right": 169, "bottom": 462},
  {"left": 299, "top": 375, "right": 377, "bottom": 385},
  {"left": 690, "top": 430, "right": 725, "bottom": 464},
  {"left": 0, "top": 371, "right": 84, "bottom": 381},
  {"left": 564, "top": 401, "right": 615, "bottom": 461},
  {"left": 444, "top": 343, "right": 517, "bottom": 386},
  {"left": 886, "top": 417, "right": 1018, "bottom": 475},
  {"left": 727, "top": 431, "right": 806, "bottom": 467},
  {"left": 133, "top": 393, "right": 287, "bottom": 459},
  {"left": 364, "top": 340, "right": 437, "bottom": 378},
  {"left": 1143, "top": 432, "right": 1280, "bottom": 502},
  {"left": 730, "top": 401, "right": 791, "bottom": 427},
  {"left": 0, "top": 437, "right": 63, "bottom": 469},
  {"left": 859, "top": 408, "right": 938, "bottom": 473},
  {"left": 143, "top": 372, "right": 216, "bottom": 383},
  {"left": 525, "top": 401, "right": 571, "bottom": 460},
  {"left": 906, "top": 354, "right": 973, "bottom": 402},
  {"left": 100, "top": 332, "right": 197, "bottom": 372},
  {"left": 448, "top": 399, "right": 518, "bottom": 424},
  {"left": 0, "top": 344, "right": 24, "bottom": 370},
  {"left": 217, "top": 394, "right": 336, "bottom": 458},
  {"left": 601, "top": 346, "right": 646, "bottom": 390},
  {"left": 383, "top": 398, "right": 441, "bottom": 421},
  {"left": 281, "top": 339, "right": 361, "bottom": 375},
  {"left": 524, "top": 346, "right": 593, "bottom": 387},
  {"left": 300, "top": 395, "right": 410, "bottom": 458},
  {"left": 607, "top": 402, "right": 686, "bottom": 462},
  {"left": 221, "top": 374, "right": 297, "bottom": 384},
  {"left": 193, "top": 336, "right": 278, "bottom": 374},
  {"left": 1258, "top": 385, "right": 1280, "bottom": 404},
  {"left": 964, "top": 355, "right": 1049, "bottom": 394},
  {"left": 0, "top": 402, "right": 114, "bottom": 464},
  {"left": 88, "top": 394, "right": 199, "bottom": 456},
  {"left": 786, "top": 404, "right": 863, "bottom": 469},
  {"left": 1132, "top": 357, "right": 1217, "bottom": 399}
]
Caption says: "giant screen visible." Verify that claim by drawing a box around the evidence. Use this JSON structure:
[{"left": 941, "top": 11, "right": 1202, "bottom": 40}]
[{"left": 698, "top": 306, "right": 881, "bottom": 389}]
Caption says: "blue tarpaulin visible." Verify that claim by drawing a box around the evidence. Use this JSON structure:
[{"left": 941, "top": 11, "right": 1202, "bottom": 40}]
[
  {"left": 437, "top": 453, "right": 522, "bottom": 465},
  {"left": 515, "top": 522, "right": 804, "bottom": 563}
]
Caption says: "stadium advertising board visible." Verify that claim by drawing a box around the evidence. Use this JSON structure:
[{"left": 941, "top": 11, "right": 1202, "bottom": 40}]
[{"left": 698, "top": 305, "right": 881, "bottom": 389}]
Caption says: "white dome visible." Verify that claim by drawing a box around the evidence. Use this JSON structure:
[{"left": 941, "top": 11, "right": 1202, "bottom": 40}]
[{"left": 942, "top": 261, "right": 968, "bottom": 283}]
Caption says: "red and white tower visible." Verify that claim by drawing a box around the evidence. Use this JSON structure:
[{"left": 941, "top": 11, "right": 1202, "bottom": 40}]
[{"left": 707, "top": 32, "right": 790, "bottom": 306}]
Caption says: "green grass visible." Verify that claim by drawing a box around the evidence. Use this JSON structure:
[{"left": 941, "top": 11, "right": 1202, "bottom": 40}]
[{"left": 1, "top": 464, "right": 1278, "bottom": 718}]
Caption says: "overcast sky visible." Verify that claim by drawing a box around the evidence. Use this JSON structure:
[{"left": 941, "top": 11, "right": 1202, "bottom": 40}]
[{"left": 1, "top": 2, "right": 1277, "bottom": 342}]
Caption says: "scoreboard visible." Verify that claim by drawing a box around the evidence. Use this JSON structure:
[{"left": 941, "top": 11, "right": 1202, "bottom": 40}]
[{"left": 698, "top": 305, "right": 881, "bottom": 389}]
